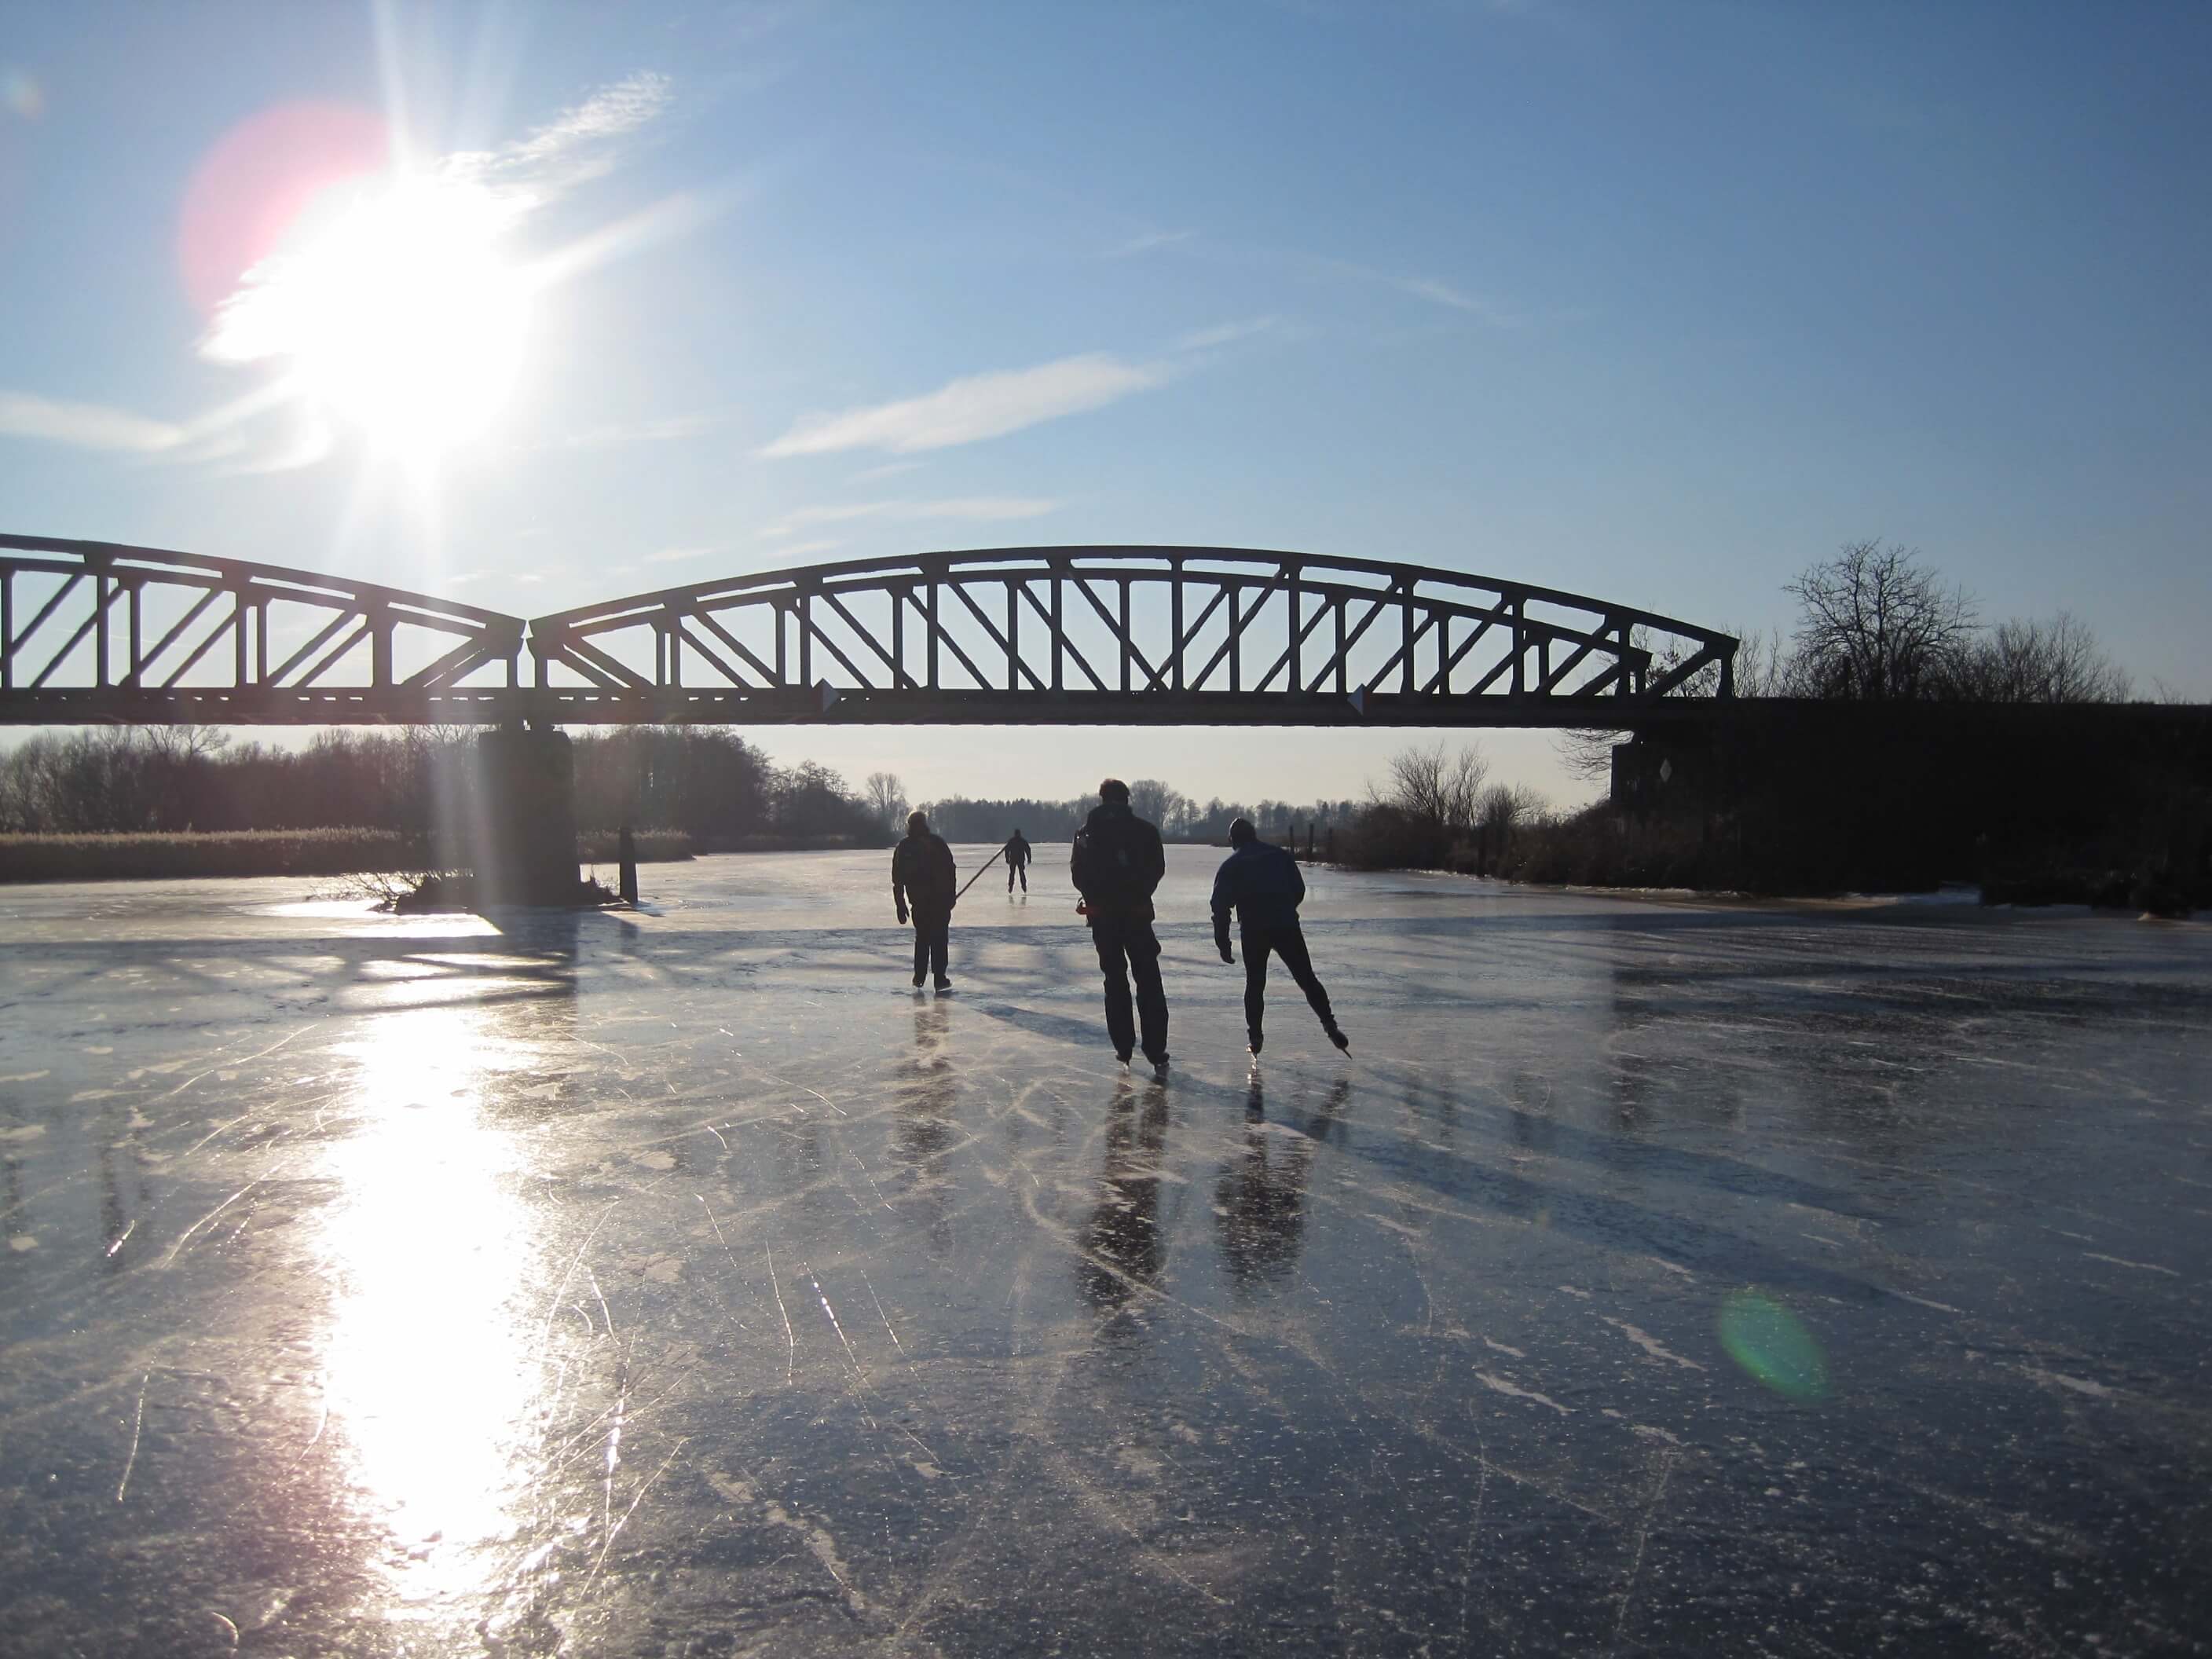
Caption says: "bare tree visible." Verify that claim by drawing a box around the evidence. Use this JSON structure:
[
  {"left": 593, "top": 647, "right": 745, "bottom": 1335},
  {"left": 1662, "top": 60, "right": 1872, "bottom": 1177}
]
[
  {"left": 1476, "top": 781, "right": 1547, "bottom": 837},
  {"left": 1127, "top": 778, "right": 1188, "bottom": 833},
  {"left": 1379, "top": 742, "right": 1489, "bottom": 830},
  {"left": 1785, "top": 540, "right": 1976, "bottom": 701},
  {"left": 864, "top": 771, "right": 908, "bottom": 833},
  {"left": 1955, "top": 612, "right": 2131, "bottom": 703},
  {"left": 139, "top": 724, "right": 231, "bottom": 764}
]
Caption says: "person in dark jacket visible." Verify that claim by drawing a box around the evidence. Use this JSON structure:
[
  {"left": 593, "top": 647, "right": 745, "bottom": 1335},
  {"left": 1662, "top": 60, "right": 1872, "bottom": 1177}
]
[
  {"left": 1070, "top": 778, "right": 1170, "bottom": 1068},
  {"left": 1004, "top": 827, "right": 1032, "bottom": 894},
  {"left": 1212, "top": 817, "right": 1349, "bottom": 1056},
  {"left": 892, "top": 810, "right": 958, "bottom": 991}
]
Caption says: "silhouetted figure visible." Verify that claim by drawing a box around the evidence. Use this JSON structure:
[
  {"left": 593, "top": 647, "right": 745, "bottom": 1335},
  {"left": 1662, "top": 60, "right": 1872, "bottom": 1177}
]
[
  {"left": 892, "top": 810, "right": 958, "bottom": 991},
  {"left": 1071, "top": 778, "right": 1169, "bottom": 1068},
  {"left": 1212, "top": 817, "right": 1348, "bottom": 1056},
  {"left": 1004, "top": 827, "right": 1032, "bottom": 893}
]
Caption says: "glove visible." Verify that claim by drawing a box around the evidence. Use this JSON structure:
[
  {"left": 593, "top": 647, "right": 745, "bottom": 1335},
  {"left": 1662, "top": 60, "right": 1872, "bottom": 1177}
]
[
  {"left": 896, "top": 905, "right": 908, "bottom": 925},
  {"left": 1218, "top": 943, "right": 1235, "bottom": 964}
]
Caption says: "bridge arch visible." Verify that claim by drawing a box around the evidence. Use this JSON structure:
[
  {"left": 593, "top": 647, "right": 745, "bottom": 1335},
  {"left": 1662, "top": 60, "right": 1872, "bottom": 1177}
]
[
  {"left": 0, "top": 535, "right": 526, "bottom": 724},
  {"left": 527, "top": 546, "right": 1738, "bottom": 727}
]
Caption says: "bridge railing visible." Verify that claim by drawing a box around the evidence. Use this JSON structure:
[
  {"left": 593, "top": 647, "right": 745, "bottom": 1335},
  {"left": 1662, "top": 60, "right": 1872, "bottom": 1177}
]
[
  {"left": 0, "top": 536, "right": 526, "bottom": 724},
  {"left": 525, "top": 547, "right": 1738, "bottom": 727}
]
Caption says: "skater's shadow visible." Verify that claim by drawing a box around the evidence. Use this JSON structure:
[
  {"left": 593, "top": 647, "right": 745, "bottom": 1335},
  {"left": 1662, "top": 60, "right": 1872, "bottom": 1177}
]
[
  {"left": 1214, "top": 1073, "right": 1350, "bottom": 1295},
  {"left": 974, "top": 1001, "right": 1105, "bottom": 1053},
  {"left": 1078, "top": 1075, "right": 1172, "bottom": 1320}
]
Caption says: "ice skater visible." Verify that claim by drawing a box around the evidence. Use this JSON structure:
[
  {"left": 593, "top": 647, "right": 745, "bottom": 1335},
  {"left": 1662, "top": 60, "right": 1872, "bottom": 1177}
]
[
  {"left": 1004, "top": 826, "right": 1032, "bottom": 894},
  {"left": 892, "top": 810, "right": 958, "bottom": 991},
  {"left": 1071, "top": 778, "right": 1170, "bottom": 1070},
  {"left": 1211, "top": 817, "right": 1349, "bottom": 1056}
]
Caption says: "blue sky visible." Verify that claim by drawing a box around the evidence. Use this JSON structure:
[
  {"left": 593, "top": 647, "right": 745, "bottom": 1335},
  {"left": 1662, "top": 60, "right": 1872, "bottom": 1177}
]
[{"left": 2, "top": 1, "right": 2206, "bottom": 809}]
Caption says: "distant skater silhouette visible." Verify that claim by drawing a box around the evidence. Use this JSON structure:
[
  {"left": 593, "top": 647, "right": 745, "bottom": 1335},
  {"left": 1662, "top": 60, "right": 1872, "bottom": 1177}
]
[
  {"left": 1004, "top": 826, "right": 1032, "bottom": 893},
  {"left": 892, "top": 810, "right": 958, "bottom": 991},
  {"left": 1212, "top": 817, "right": 1349, "bottom": 1056},
  {"left": 1071, "top": 778, "right": 1170, "bottom": 1070}
]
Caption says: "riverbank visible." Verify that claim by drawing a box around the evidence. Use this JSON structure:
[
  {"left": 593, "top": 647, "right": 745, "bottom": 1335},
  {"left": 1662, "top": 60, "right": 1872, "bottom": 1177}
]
[{"left": 0, "top": 829, "right": 696, "bottom": 883}]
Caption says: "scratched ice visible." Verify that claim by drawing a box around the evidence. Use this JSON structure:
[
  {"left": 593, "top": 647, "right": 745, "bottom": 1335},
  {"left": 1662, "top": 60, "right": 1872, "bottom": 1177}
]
[{"left": 2, "top": 848, "right": 2208, "bottom": 1654}]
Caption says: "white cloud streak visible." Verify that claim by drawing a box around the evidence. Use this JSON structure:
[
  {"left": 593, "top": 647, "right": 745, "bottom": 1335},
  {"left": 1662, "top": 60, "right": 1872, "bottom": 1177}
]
[
  {"left": 848, "top": 460, "right": 925, "bottom": 484},
  {"left": 446, "top": 71, "right": 674, "bottom": 196},
  {"left": 562, "top": 412, "right": 717, "bottom": 448},
  {"left": 1174, "top": 316, "right": 1280, "bottom": 352},
  {"left": 0, "top": 392, "right": 186, "bottom": 453},
  {"left": 1108, "top": 229, "right": 1197, "bottom": 258},
  {"left": 758, "top": 496, "right": 1061, "bottom": 539},
  {"left": 1393, "top": 276, "right": 1520, "bottom": 325},
  {"left": 760, "top": 353, "right": 1169, "bottom": 458}
]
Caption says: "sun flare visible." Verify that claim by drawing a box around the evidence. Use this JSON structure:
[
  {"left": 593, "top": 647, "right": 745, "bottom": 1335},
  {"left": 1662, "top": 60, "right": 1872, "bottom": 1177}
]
[{"left": 205, "top": 175, "right": 532, "bottom": 458}]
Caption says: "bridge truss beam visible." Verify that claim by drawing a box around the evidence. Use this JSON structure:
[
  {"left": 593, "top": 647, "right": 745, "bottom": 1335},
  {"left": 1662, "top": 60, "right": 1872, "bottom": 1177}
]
[
  {"left": 526, "top": 548, "right": 1738, "bottom": 729},
  {"left": 0, "top": 540, "right": 1738, "bottom": 728}
]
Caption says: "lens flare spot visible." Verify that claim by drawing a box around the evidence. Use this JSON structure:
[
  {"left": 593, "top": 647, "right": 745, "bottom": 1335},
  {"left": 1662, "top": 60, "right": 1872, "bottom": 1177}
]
[
  {"left": 176, "top": 102, "right": 390, "bottom": 315},
  {"left": 1718, "top": 1290, "right": 1829, "bottom": 1401},
  {"left": 3, "top": 71, "right": 43, "bottom": 121}
]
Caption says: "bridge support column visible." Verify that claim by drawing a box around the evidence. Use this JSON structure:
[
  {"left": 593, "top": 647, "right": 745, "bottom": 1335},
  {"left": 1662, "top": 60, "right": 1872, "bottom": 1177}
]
[
  {"left": 1610, "top": 731, "right": 1715, "bottom": 817},
  {"left": 467, "top": 727, "right": 579, "bottom": 905}
]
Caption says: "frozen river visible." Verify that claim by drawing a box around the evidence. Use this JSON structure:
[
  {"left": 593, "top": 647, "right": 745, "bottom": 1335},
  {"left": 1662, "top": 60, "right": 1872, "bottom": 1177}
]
[{"left": 2, "top": 848, "right": 2208, "bottom": 1655}]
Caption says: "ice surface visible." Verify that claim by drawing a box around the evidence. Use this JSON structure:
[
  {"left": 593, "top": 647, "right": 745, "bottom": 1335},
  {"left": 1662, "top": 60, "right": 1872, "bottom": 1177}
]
[{"left": 2, "top": 848, "right": 2209, "bottom": 1654}]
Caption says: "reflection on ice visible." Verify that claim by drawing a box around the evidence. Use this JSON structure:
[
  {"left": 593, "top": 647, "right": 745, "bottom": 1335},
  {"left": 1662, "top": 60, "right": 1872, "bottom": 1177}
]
[
  {"left": 317, "top": 1003, "right": 537, "bottom": 1590},
  {"left": 2, "top": 853, "right": 2207, "bottom": 1654}
]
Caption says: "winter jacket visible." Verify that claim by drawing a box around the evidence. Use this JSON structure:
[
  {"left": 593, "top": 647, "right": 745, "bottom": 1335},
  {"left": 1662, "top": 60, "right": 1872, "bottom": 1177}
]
[
  {"left": 1070, "top": 802, "right": 1165, "bottom": 921},
  {"left": 1004, "top": 832, "right": 1032, "bottom": 868},
  {"left": 1210, "top": 839, "right": 1306, "bottom": 948},
  {"left": 892, "top": 831, "right": 958, "bottom": 914}
]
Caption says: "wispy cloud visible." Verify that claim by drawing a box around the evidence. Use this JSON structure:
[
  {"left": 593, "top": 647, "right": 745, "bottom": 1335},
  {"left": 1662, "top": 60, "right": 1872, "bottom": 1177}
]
[
  {"left": 762, "top": 354, "right": 1167, "bottom": 458},
  {"left": 446, "top": 70, "right": 675, "bottom": 197},
  {"left": 758, "top": 496, "right": 1061, "bottom": 539},
  {"left": 1175, "top": 315, "right": 1280, "bottom": 353},
  {"left": 848, "top": 460, "right": 925, "bottom": 484},
  {"left": 1392, "top": 276, "right": 1521, "bottom": 325},
  {"left": 1108, "top": 228, "right": 1197, "bottom": 258},
  {"left": 646, "top": 545, "right": 716, "bottom": 563},
  {"left": 562, "top": 412, "right": 716, "bottom": 448},
  {"left": 771, "top": 538, "right": 844, "bottom": 559},
  {"left": 0, "top": 392, "right": 187, "bottom": 453}
]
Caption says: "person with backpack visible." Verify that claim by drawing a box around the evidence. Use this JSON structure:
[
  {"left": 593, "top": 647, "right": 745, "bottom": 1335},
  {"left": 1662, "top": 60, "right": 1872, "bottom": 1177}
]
[
  {"left": 1070, "top": 778, "right": 1170, "bottom": 1070},
  {"left": 892, "top": 810, "right": 958, "bottom": 991},
  {"left": 1211, "top": 817, "right": 1350, "bottom": 1057},
  {"left": 1003, "top": 826, "right": 1032, "bottom": 894}
]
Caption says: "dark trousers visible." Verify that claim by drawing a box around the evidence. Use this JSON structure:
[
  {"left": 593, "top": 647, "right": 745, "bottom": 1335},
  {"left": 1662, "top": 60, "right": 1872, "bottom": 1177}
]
[
  {"left": 1008, "top": 860, "right": 1027, "bottom": 892},
  {"left": 1243, "top": 923, "right": 1334, "bottom": 1038},
  {"left": 1090, "top": 911, "right": 1168, "bottom": 1060},
  {"left": 911, "top": 908, "right": 950, "bottom": 983}
]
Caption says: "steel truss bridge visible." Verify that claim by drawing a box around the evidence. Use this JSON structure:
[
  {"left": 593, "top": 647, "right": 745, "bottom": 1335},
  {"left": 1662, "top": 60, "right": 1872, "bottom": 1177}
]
[{"left": 0, "top": 536, "right": 1737, "bottom": 728}]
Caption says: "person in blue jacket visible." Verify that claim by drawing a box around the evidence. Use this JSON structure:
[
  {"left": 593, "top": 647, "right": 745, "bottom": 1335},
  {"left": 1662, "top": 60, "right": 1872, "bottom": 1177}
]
[{"left": 1210, "top": 818, "right": 1349, "bottom": 1057}]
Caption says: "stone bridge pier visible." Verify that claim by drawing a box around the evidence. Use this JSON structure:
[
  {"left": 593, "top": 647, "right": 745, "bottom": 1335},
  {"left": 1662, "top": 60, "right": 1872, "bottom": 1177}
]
[{"left": 464, "top": 726, "right": 579, "bottom": 905}]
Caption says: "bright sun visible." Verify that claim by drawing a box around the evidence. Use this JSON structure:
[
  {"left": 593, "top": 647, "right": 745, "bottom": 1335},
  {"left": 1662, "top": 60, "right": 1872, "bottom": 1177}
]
[{"left": 206, "top": 175, "right": 532, "bottom": 457}]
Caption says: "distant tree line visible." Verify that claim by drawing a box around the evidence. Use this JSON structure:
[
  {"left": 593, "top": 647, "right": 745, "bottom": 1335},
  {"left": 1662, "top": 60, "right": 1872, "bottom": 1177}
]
[
  {"left": 0, "top": 725, "right": 884, "bottom": 847},
  {"left": 908, "top": 786, "right": 1362, "bottom": 845}
]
